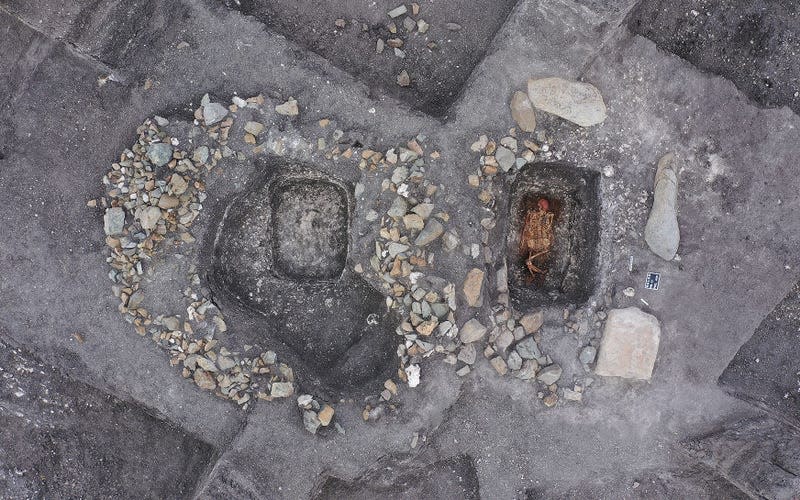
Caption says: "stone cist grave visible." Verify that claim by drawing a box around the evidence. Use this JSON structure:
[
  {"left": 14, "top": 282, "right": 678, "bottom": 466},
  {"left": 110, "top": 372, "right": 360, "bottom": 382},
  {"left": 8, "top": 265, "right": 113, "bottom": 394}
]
[
  {"left": 209, "top": 162, "right": 396, "bottom": 396},
  {"left": 505, "top": 162, "right": 601, "bottom": 308}
]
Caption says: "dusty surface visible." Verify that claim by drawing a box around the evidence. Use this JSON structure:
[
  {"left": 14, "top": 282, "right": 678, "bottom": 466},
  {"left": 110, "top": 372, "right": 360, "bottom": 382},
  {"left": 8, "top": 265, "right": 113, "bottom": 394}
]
[
  {"left": 1, "top": 0, "right": 800, "bottom": 498},
  {"left": 0, "top": 337, "right": 215, "bottom": 498}
]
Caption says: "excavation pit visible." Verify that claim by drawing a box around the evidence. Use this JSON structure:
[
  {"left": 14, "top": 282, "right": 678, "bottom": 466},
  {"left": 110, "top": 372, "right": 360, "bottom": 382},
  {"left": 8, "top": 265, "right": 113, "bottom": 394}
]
[
  {"left": 506, "top": 163, "right": 600, "bottom": 307},
  {"left": 208, "top": 163, "right": 396, "bottom": 396},
  {"left": 271, "top": 177, "right": 349, "bottom": 281},
  {"left": 219, "top": 0, "right": 519, "bottom": 116}
]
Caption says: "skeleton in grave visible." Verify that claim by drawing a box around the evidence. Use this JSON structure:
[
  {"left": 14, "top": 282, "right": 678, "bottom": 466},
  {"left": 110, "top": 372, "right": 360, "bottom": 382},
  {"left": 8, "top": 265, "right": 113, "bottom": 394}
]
[{"left": 520, "top": 197, "right": 555, "bottom": 278}]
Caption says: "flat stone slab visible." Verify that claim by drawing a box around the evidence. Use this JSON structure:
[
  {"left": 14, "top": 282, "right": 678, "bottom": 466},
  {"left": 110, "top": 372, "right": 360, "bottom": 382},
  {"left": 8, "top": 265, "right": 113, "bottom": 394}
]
[
  {"left": 527, "top": 77, "right": 607, "bottom": 127},
  {"left": 595, "top": 307, "right": 660, "bottom": 380}
]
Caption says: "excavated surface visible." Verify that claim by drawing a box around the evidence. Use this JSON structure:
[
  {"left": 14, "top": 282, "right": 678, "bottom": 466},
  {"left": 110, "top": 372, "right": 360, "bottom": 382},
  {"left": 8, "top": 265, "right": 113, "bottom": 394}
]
[{"left": 2, "top": 0, "right": 800, "bottom": 497}]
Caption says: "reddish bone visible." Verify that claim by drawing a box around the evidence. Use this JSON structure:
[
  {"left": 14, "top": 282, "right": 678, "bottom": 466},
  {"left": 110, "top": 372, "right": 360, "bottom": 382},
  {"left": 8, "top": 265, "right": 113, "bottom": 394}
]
[{"left": 520, "top": 197, "right": 555, "bottom": 278}]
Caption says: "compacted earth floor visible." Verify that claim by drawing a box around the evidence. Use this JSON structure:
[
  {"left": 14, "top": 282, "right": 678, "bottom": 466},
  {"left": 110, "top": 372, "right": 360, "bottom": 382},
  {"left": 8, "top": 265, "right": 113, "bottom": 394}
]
[{"left": 1, "top": 0, "right": 800, "bottom": 498}]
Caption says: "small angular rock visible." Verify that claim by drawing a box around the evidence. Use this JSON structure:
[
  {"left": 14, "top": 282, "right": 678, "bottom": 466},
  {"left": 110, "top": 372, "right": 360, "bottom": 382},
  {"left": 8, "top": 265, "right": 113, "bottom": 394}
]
[
  {"left": 146, "top": 143, "right": 173, "bottom": 167},
  {"left": 414, "top": 219, "right": 444, "bottom": 246},
  {"left": 515, "top": 336, "right": 541, "bottom": 360},
  {"left": 510, "top": 90, "right": 537, "bottom": 132},
  {"left": 537, "top": 364, "right": 562, "bottom": 385},
  {"left": 397, "top": 70, "right": 411, "bottom": 87},
  {"left": 462, "top": 268, "right": 485, "bottom": 307},
  {"left": 104, "top": 207, "right": 125, "bottom": 235},
  {"left": 490, "top": 356, "right": 508, "bottom": 375},
  {"left": 201, "top": 99, "right": 228, "bottom": 126},
  {"left": 387, "top": 4, "right": 407, "bottom": 18},
  {"left": 459, "top": 319, "right": 487, "bottom": 343},
  {"left": 520, "top": 311, "right": 544, "bottom": 333},
  {"left": 275, "top": 98, "right": 299, "bottom": 116}
]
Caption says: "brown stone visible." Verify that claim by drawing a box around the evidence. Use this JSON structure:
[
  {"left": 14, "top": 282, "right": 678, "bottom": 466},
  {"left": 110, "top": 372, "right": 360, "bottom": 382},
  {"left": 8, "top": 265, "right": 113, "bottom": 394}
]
[
  {"left": 462, "top": 268, "right": 485, "bottom": 307},
  {"left": 193, "top": 369, "right": 216, "bottom": 390},
  {"left": 318, "top": 405, "right": 334, "bottom": 426}
]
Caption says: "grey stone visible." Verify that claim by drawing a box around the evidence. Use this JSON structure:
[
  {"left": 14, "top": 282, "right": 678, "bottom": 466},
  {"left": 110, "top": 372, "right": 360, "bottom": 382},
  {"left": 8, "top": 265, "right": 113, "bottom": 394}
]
[
  {"left": 270, "top": 382, "right": 294, "bottom": 398},
  {"left": 387, "top": 4, "right": 407, "bottom": 18},
  {"left": 507, "top": 351, "right": 522, "bottom": 371},
  {"left": 303, "top": 410, "right": 321, "bottom": 434},
  {"left": 510, "top": 91, "right": 536, "bottom": 132},
  {"left": 515, "top": 336, "right": 541, "bottom": 359},
  {"left": 217, "top": 356, "right": 235, "bottom": 371},
  {"left": 388, "top": 242, "right": 409, "bottom": 257},
  {"left": 261, "top": 351, "right": 277, "bottom": 365},
  {"left": 495, "top": 146, "right": 515, "bottom": 172},
  {"left": 514, "top": 360, "right": 538, "bottom": 380},
  {"left": 387, "top": 196, "right": 408, "bottom": 218},
  {"left": 244, "top": 121, "right": 264, "bottom": 136},
  {"left": 146, "top": 143, "right": 173, "bottom": 167},
  {"left": 579, "top": 345, "right": 597, "bottom": 365},
  {"left": 414, "top": 219, "right": 445, "bottom": 246},
  {"left": 127, "top": 290, "right": 144, "bottom": 309},
  {"left": 196, "top": 357, "right": 217, "bottom": 373},
  {"left": 391, "top": 166, "right": 409, "bottom": 184},
  {"left": 536, "top": 364, "right": 562, "bottom": 385},
  {"left": 138, "top": 206, "right": 162, "bottom": 231},
  {"left": 103, "top": 207, "right": 125, "bottom": 235},
  {"left": 494, "top": 329, "right": 514, "bottom": 353},
  {"left": 192, "top": 146, "right": 209, "bottom": 165},
  {"left": 458, "top": 343, "right": 477, "bottom": 365},
  {"left": 459, "top": 319, "right": 487, "bottom": 343},
  {"left": 644, "top": 152, "right": 680, "bottom": 260},
  {"left": 397, "top": 70, "right": 411, "bottom": 87},
  {"left": 202, "top": 99, "right": 228, "bottom": 125},
  {"left": 411, "top": 203, "right": 434, "bottom": 219},
  {"left": 527, "top": 77, "right": 607, "bottom": 127},
  {"left": 442, "top": 230, "right": 460, "bottom": 251}
]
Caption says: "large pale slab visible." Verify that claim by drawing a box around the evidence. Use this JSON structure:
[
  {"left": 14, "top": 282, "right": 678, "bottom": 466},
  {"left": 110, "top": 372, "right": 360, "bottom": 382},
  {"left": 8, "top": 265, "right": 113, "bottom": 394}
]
[
  {"left": 527, "top": 77, "right": 607, "bottom": 127},
  {"left": 595, "top": 307, "right": 660, "bottom": 380}
]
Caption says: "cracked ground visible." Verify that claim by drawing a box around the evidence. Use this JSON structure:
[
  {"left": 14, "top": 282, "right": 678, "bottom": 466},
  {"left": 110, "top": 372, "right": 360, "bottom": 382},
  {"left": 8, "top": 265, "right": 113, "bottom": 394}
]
[{"left": 1, "top": 0, "right": 800, "bottom": 498}]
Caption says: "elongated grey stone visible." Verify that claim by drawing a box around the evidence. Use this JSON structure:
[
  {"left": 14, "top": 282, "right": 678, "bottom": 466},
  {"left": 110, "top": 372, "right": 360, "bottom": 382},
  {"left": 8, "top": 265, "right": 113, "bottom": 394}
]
[{"left": 644, "top": 153, "right": 680, "bottom": 260}]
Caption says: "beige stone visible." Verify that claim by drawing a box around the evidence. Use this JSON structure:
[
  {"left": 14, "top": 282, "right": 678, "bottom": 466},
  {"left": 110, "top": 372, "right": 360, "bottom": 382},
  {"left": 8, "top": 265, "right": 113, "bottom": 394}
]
[
  {"left": 459, "top": 319, "right": 487, "bottom": 343},
  {"left": 462, "top": 268, "right": 485, "bottom": 307},
  {"left": 318, "top": 405, "right": 334, "bottom": 426},
  {"left": 519, "top": 311, "right": 544, "bottom": 334},
  {"left": 490, "top": 356, "right": 508, "bottom": 376},
  {"left": 595, "top": 307, "right": 660, "bottom": 380},
  {"left": 527, "top": 77, "right": 606, "bottom": 127},
  {"left": 510, "top": 90, "right": 537, "bottom": 132}
]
